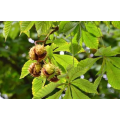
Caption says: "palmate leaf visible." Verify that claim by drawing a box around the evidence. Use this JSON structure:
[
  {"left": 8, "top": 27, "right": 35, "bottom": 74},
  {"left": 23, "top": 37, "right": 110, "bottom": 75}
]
[
  {"left": 62, "top": 22, "right": 79, "bottom": 35},
  {"left": 20, "top": 21, "right": 35, "bottom": 32},
  {"left": 53, "top": 43, "right": 70, "bottom": 52},
  {"left": 3, "top": 21, "right": 13, "bottom": 41},
  {"left": 82, "top": 30, "right": 99, "bottom": 49},
  {"left": 94, "top": 76, "right": 102, "bottom": 89},
  {"left": 107, "top": 57, "right": 120, "bottom": 68},
  {"left": 69, "top": 33, "right": 81, "bottom": 55},
  {"left": 53, "top": 39, "right": 67, "bottom": 47},
  {"left": 32, "top": 77, "right": 43, "bottom": 96},
  {"left": 63, "top": 86, "right": 72, "bottom": 99},
  {"left": 112, "top": 21, "right": 120, "bottom": 29},
  {"left": 95, "top": 46, "right": 118, "bottom": 56},
  {"left": 35, "top": 21, "right": 52, "bottom": 37},
  {"left": 59, "top": 21, "right": 70, "bottom": 32},
  {"left": 72, "top": 79, "right": 97, "bottom": 93},
  {"left": 47, "top": 89, "right": 64, "bottom": 99},
  {"left": 53, "top": 54, "right": 78, "bottom": 70},
  {"left": 68, "top": 57, "right": 100, "bottom": 81},
  {"left": 85, "top": 22, "right": 102, "bottom": 37},
  {"left": 106, "top": 61, "right": 120, "bottom": 90},
  {"left": 46, "top": 45, "right": 53, "bottom": 59},
  {"left": 33, "top": 82, "right": 59, "bottom": 99},
  {"left": 71, "top": 85, "right": 90, "bottom": 99},
  {"left": 20, "top": 60, "right": 36, "bottom": 79}
]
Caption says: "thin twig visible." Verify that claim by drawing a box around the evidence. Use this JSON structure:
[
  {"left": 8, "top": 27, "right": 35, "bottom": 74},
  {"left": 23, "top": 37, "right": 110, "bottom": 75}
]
[{"left": 34, "top": 26, "right": 59, "bottom": 45}]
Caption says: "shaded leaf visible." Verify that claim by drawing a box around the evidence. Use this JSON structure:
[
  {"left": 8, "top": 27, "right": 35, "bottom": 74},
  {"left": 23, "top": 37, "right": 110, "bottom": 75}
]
[
  {"left": 95, "top": 46, "right": 118, "bottom": 56},
  {"left": 103, "top": 21, "right": 110, "bottom": 28},
  {"left": 94, "top": 76, "right": 102, "bottom": 89}
]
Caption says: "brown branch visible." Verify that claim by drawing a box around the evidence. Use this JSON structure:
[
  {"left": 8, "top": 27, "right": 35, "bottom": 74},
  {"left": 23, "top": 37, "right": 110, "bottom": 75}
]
[{"left": 35, "top": 26, "right": 59, "bottom": 45}]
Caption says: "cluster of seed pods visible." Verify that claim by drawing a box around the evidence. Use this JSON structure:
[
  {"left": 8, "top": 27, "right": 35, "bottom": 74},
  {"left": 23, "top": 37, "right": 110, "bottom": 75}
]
[{"left": 28, "top": 44, "right": 61, "bottom": 82}]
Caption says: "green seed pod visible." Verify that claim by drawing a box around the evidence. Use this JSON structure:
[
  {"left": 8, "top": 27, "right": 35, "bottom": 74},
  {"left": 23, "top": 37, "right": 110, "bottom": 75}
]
[{"left": 28, "top": 63, "right": 42, "bottom": 77}]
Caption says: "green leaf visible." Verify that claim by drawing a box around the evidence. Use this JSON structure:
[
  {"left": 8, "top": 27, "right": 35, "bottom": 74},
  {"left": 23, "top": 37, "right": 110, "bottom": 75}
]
[
  {"left": 20, "top": 21, "right": 35, "bottom": 32},
  {"left": 53, "top": 39, "right": 67, "bottom": 46},
  {"left": 35, "top": 21, "right": 52, "bottom": 37},
  {"left": 63, "top": 86, "right": 72, "bottom": 99},
  {"left": 53, "top": 43, "right": 70, "bottom": 52},
  {"left": 3, "top": 21, "right": 13, "bottom": 41},
  {"left": 95, "top": 46, "right": 118, "bottom": 56},
  {"left": 85, "top": 22, "right": 102, "bottom": 37},
  {"left": 9, "top": 22, "right": 20, "bottom": 40},
  {"left": 94, "top": 76, "right": 102, "bottom": 89},
  {"left": 68, "top": 57, "right": 100, "bottom": 81},
  {"left": 62, "top": 22, "right": 78, "bottom": 35},
  {"left": 94, "top": 21, "right": 101, "bottom": 26},
  {"left": 53, "top": 54, "right": 78, "bottom": 70},
  {"left": 33, "top": 82, "right": 59, "bottom": 99},
  {"left": 47, "top": 89, "right": 64, "bottom": 99},
  {"left": 20, "top": 60, "right": 36, "bottom": 79},
  {"left": 46, "top": 45, "right": 53, "bottom": 59},
  {"left": 82, "top": 30, "right": 99, "bottom": 49},
  {"left": 107, "top": 57, "right": 120, "bottom": 68},
  {"left": 72, "top": 79, "right": 97, "bottom": 93},
  {"left": 32, "top": 77, "right": 43, "bottom": 96},
  {"left": 106, "top": 61, "right": 120, "bottom": 89},
  {"left": 103, "top": 21, "right": 110, "bottom": 28},
  {"left": 112, "top": 21, "right": 120, "bottom": 29},
  {"left": 69, "top": 33, "right": 81, "bottom": 55},
  {"left": 59, "top": 21, "right": 70, "bottom": 32},
  {"left": 71, "top": 85, "right": 90, "bottom": 99}
]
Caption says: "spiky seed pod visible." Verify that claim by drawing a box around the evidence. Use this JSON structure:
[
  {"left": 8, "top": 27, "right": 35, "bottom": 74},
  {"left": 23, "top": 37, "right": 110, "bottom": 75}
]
[
  {"left": 29, "top": 46, "right": 37, "bottom": 60},
  {"left": 29, "top": 44, "right": 47, "bottom": 62},
  {"left": 49, "top": 75, "right": 59, "bottom": 82},
  {"left": 55, "top": 67, "right": 61, "bottom": 75},
  {"left": 35, "top": 45, "right": 46, "bottom": 55},
  {"left": 43, "top": 63, "right": 55, "bottom": 75},
  {"left": 28, "top": 63, "right": 42, "bottom": 77}
]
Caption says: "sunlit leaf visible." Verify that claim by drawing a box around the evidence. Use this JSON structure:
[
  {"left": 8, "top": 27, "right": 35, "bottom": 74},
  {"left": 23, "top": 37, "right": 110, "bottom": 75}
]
[
  {"left": 47, "top": 89, "right": 64, "bottom": 99},
  {"left": 63, "top": 86, "right": 72, "bottom": 99},
  {"left": 3, "top": 21, "right": 13, "bottom": 41},
  {"left": 35, "top": 21, "right": 52, "bottom": 37},
  {"left": 106, "top": 61, "right": 120, "bottom": 89},
  {"left": 20, "top": 60, "right": 36, "bottom": 79},
  {"left": 82, "top": 30, "right": 99, "bottom": 49},
  {"left": 71, "top": 85, "right": 90, "bottom": 99},
  {"left": 33, "top": 82, "right": 59, "bottom": 99},
  {"left": 72, "top": 79, "right": 97, "bottom": 93}
]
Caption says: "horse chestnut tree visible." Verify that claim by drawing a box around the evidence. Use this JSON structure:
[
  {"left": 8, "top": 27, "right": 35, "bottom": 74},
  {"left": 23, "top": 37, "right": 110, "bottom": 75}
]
[{"left": 3, "top": 21, "right": 120, "bottom": 99}]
